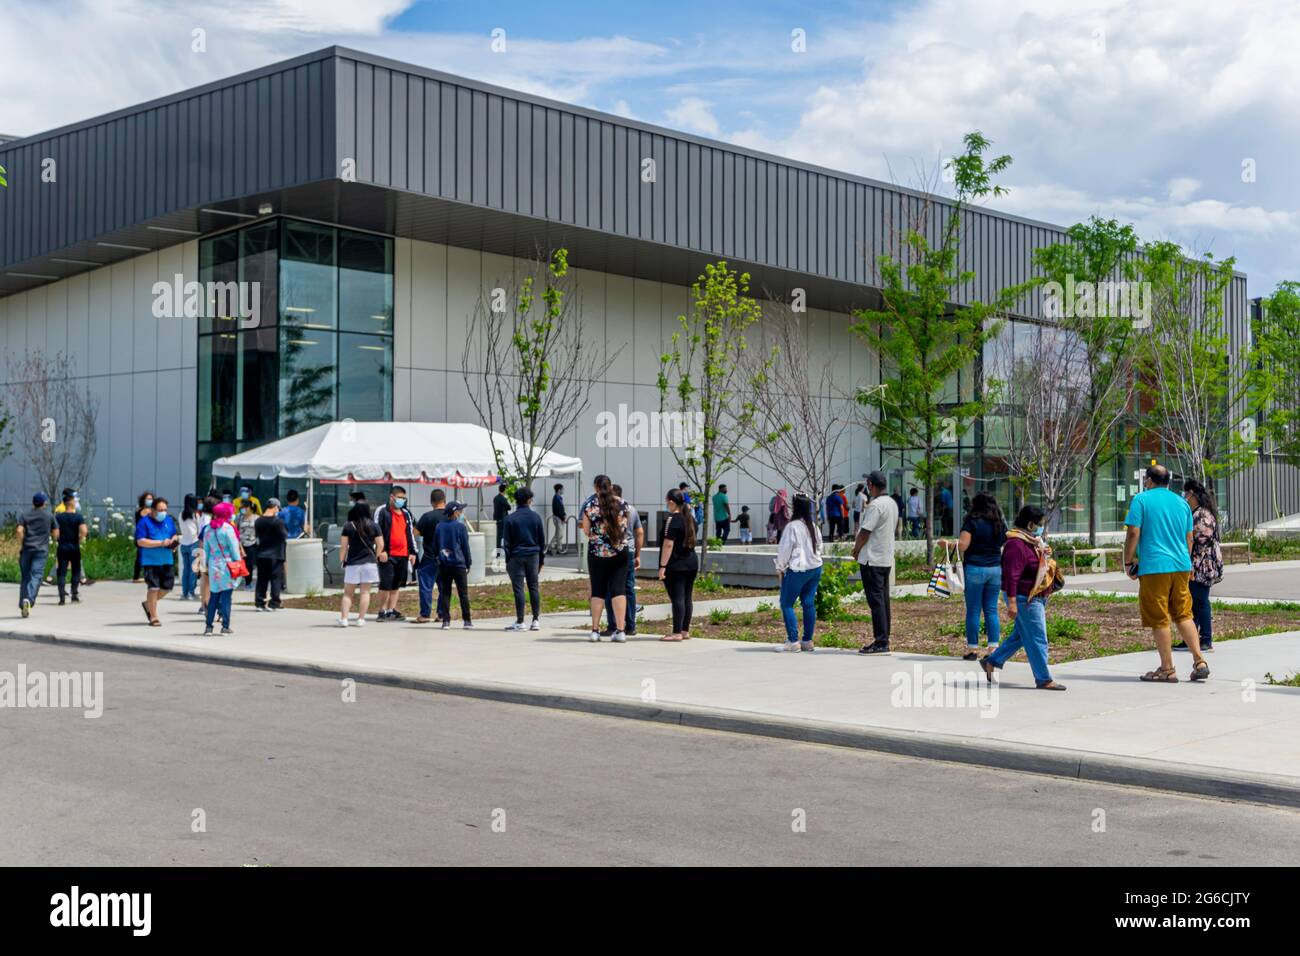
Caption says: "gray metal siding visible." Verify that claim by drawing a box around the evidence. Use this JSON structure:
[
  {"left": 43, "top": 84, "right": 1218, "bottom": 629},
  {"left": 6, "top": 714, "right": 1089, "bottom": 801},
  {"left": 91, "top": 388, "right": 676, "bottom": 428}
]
[{"left": 0, "top": 51, "right": 334, "bottom": 270}]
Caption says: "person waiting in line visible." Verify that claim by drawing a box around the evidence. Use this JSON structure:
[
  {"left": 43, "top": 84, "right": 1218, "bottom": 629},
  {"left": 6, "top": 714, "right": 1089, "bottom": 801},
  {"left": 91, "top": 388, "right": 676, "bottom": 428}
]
[
  {"left": 979, "top": 505, "right": 1066, "bottom": 691},
  {"left": 738, "top": 505, "right": 753, "bottom": 544},
  {"left": 374, "top": 486, "right": 418, "bottom": 622},
  {"left": 196, "top": 493, "right": 222, "bottom": 618},
  {"left": 414, "top": 488, "right": 447, "bottom": 624},
  {"left": 940, "top": 492, "right": 1007, "bottom": 661},
  {"left": 136, "top": 496, "right": 179, "bottom": 627},
  {"left": 548, "top": 483, "right": 567, "bottom": 555},
  {"left": 434, "top": 501, "right": 474, "bottom": 629},
  {"left": 1178, "top": 478, "right": 1223, "bottom": 654},
  {"left": 236, "top": 499, "right": 259, "bottom": 591},
  {"left": 713, "top": 483, "right": 731, "bottom": 544},
  {"left": 853, "top": 483, "right": 867, "bottom": 534},
  {"left": 253, "top": 498, "right": 288, "bottom": 611},
  {"left": 580, "top": 475, "right": 632, "bottom": 643},
  {"left": 1124, "top": 465, "right": 1210, "bottom": 683},
  {"left": 775, "top": 493, "right": 823, "bottom": 652},
  {"left": 281, "top": 489, "right": 307, "bottom": 540},
  {"left": 657, "top": 488, "right": 699, "bottom": 642},
  {"left": 45, "top": 487, "right": 76, "bottom": 586},
  {"left": 906, "top": 487, "right": 924, "bottom": 539},
  {"left": 177, "top": 494, "right": 207, "bottom": 603},
  {"left": 599, "top": 484, "right": 643, "bottom": 637},
  {"left": 853, "top": 470, "right": 899, "bottom": 656},
  {"left": 502, "top": 487, "right": 546, "bottom": 632},
  {"left": 54, "top": 491, "right": 88, "bottom": 605},
  {"left": 235, "top": 484, "right": 263, "bottom": 515},
  {"left": 770, "top": 488, "right": 791, "bottom": 541},
  {"left": 202, "top": 501, "right": 243, "bottom": 636},
  {"left": 825, "top": 484, "right": 846, "bottom": 541},
  {"left": 16, "top": 493, "right": 54, "bottom": 618},
  {"left": 492, "top": 483, "right": 511, "bottom": 555},
  {"left": 132, "top": 490, "right": 155, "bottom": 581},
  {"left": 338, "top": 501, "right": 385, "bottom": 628}
]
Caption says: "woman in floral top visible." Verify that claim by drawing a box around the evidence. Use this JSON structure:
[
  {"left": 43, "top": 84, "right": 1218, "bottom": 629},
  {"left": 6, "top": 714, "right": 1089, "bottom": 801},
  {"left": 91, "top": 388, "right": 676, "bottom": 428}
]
[
  {"left": 1182, "top": 478, "right": 1223, "bottom": 652},
  {"left": 579, "top": 474, "right": 632, "bottom": 643}
]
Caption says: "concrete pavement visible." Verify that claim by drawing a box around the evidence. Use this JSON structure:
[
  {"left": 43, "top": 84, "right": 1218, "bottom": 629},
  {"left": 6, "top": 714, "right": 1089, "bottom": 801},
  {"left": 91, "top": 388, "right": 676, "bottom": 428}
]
[
  {"left": 6, "top": 641, "right": 1298, "bottom": 866},
  {"left": 3, "top": 578, "right": 1300, "bottom": 807}
]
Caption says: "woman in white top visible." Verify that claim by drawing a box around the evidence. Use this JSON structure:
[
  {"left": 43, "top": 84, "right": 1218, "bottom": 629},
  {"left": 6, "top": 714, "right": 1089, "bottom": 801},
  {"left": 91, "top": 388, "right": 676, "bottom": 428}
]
[
  {"left": 178, "top": 494, "right": 210, "bottom": 601},
  {"left": 775, "top": 493, "right": 823, "bottom": 652}
]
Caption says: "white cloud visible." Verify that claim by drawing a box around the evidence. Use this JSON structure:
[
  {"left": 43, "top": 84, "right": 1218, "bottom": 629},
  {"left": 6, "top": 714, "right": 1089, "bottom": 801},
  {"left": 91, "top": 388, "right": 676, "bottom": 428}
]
[{"left": 663, "top": 97, "right": 721, "bottom": 137}]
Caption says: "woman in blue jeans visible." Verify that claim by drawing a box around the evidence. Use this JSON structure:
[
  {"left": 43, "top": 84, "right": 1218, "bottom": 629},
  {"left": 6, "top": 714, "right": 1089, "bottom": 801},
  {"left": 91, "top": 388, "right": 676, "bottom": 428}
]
[
  {"left": 978, "top": 505, "right": 1066, "bottom": 691},
  {"left": 775, "top": 494, "right": 823, "bottom": 652},
  {"left": 943, "top": 492, "right": 1006, "bottom": 661}
]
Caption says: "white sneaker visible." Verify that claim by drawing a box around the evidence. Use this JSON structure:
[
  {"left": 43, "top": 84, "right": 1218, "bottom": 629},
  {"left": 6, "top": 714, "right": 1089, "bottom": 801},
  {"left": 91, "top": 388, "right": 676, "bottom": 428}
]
[
  {"left": 612, "top": 631, "right": 626, "bottom": 643},
  {"left": 776, "top": 641, "right": 798, "bottom": 652},
  {"left": 529, "top": 619, "right": 541, "bottom": 631},
  {"left": 588, "top": 630, "right": 601, "bottom": 642},
  {"left": 336, "top": 616, "right": 349, "bottom": 628},
  {"left": 354, "top": 616, "right": 365, "bottom": 628},
  {"left": 504, "top": 621, "right": 525, "bottom": 631}
]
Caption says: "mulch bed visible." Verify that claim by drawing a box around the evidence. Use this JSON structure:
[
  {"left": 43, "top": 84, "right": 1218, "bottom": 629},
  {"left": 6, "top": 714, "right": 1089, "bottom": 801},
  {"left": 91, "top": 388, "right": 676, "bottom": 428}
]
[{"left": 633, "top": 593, "right": 1300, "bottom": 664}]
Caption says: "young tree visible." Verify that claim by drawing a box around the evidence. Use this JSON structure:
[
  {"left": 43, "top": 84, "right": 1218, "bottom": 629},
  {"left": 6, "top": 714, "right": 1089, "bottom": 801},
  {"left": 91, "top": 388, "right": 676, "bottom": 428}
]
[
  {"left": 463, "top": 247, "right": 617, "bottom": 489},
  {"left": 6, "top": 351, "right": 100, "bottom": 498},
  {"left": 737, "top": 299, "right": 854, "bottom": 512},
  {"left": 1253, "top": 281, "right": 1300, "bottom": 465},
  {"left": 1136, "top": 243, "right": 1256, "bottom": 491},
  {"left": 658, "top": 260, "right": 762, "bottom": 561},
  {"left": 852, "top": 132, "right": 1033, "bottom": 562},
  {"left": 1031, "top": 217, "right": 1141, "bottom": 544}
]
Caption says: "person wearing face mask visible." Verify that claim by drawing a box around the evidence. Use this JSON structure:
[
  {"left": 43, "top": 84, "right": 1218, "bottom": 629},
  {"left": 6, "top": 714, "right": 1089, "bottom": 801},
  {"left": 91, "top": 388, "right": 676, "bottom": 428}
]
[
  {"left": 374, "top": 485, "right": 418, "bottom": 621},
  {"left": 236, "top": 501, "right": 259, "bottom": 590},
  {"left": 178, "top": 494, "right": 209, "bottom": 601},
  {"left": 978, "top": 505, "right": 1066, "bottom": 691},
  {"left": 135, "top": 496, "right": 179, "bottom": 626},
  {"left": 133, "top": 490, "right": 156, "bottom": 581},
  {"left": 234, "top": 485, "right": 263, "bottom": 516}
]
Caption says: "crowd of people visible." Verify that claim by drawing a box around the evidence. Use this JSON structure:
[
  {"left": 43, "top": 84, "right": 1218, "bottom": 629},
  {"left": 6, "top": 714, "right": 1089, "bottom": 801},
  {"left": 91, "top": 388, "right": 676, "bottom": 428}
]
[{"left": 11, "top": 463, "right": 1223, "bottom": 685}]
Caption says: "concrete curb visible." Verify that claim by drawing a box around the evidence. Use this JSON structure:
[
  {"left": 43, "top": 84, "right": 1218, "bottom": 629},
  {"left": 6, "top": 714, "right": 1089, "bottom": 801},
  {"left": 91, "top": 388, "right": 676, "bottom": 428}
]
[{"left": 5, "top": 627, "right": 1300, "bottom": 810}]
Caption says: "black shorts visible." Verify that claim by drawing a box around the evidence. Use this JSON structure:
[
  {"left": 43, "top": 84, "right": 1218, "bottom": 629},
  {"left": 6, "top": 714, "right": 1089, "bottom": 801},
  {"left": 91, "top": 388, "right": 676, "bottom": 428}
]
[
  {"left": 379, "top": 557, "right": 410, "bottom": 591},
  {"left": 588, "top": 550, "right": 630, "bottom": 597},
  {"left": 143, "top": 565, "right": 175, "bottom": 591}
]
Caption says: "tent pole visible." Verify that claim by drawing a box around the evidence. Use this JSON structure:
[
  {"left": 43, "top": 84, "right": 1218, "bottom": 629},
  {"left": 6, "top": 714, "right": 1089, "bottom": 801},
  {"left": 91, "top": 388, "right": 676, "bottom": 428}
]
[{"left": 307, "top": 478, "right": 314, "bottom": 538}]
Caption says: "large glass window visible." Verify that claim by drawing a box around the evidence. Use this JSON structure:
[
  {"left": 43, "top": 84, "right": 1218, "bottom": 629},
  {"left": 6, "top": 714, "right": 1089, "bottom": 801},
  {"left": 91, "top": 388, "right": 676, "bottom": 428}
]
[{"left": 196, "top": 217, "right": 394, "bottom": 493}]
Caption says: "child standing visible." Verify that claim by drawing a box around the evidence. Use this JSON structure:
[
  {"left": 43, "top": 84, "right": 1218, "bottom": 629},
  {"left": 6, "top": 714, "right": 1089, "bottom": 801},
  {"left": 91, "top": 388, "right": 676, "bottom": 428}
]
[{"left": 738, "top": 505, "right": 753, "bottom": 544}]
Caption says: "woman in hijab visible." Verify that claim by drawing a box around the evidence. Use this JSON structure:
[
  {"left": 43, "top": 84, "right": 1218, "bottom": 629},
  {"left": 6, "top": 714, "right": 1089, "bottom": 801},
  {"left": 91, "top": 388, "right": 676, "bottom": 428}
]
[
  {"left": 201, "top": 501, "right": 246, "bottom": 636},
  {"left": 771, "top": 489, "right": 792, "bottom": 538}
]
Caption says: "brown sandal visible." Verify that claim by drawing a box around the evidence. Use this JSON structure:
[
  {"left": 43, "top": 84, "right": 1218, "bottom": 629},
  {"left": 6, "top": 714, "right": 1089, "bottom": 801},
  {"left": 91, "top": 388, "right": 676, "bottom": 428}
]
[
  {"left": 1190, "top": 661, "right": 1210, "bottom": 682},
  {"left": 1140, "top": 666, "right": 1178, "bottom": 683}
]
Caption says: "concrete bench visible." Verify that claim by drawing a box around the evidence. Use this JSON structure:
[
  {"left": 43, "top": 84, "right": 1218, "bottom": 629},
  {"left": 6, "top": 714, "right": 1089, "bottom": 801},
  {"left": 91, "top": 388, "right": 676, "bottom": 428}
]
[
  {"left": 1070, "top": 547, "right": 1123, "bottom": 574},
  {"left": 1221, "top": 541, "right": 1252, "bottom": 564}
]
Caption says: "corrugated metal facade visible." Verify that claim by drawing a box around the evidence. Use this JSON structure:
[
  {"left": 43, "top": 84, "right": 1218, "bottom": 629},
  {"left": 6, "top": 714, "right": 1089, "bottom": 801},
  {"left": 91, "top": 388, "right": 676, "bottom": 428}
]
[{"left": 0, "top": 49, "right": 335, "bottom": 276}]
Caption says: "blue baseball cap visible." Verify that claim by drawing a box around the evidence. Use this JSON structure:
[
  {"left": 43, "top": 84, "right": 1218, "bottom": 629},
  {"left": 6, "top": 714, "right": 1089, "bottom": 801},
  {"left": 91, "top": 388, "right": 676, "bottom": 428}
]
[{"left": 33, "top": 492, "right": 49, "bottom": 506}]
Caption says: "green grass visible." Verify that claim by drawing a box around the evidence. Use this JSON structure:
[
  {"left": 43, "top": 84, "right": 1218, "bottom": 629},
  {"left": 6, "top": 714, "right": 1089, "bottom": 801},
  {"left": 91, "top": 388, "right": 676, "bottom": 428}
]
[
  {"left": 1265, "top": 671, "right": 1300, "bottom": 687},
  {"left": 0, "top": 532, "right": 139, "bottom": 582},
  {"left": 708, "top": 608, "right": 733, "bottom": 624}
]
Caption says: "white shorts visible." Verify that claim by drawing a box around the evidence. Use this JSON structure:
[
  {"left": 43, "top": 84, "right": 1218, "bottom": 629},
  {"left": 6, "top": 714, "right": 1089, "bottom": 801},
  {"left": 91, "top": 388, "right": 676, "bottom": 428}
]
[{"left": 343, "top": 563, "right": 380, "bottom": 586}]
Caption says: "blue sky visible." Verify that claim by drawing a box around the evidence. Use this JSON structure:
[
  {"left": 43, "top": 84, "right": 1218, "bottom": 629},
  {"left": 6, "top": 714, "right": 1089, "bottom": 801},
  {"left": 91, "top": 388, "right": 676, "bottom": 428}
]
[{"left": 3, "top": 0, "right": 1298, "bottom": 294}]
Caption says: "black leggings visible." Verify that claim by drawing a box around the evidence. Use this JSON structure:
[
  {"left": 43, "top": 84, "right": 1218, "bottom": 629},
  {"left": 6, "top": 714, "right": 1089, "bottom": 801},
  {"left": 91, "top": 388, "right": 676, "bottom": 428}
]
[
  {"left": 507, "top": 553, "right": 541, "bottom": 621},
  {"left": 664, "top": 568, "right": 697, "bottom": 633},
  {"left": 588, "top": 550, "right": 630, "bottom": 598},
  {"left": 56, "top": 550, "right": 81, "bottom": 599},
  {"left": 437, "top": 565, "right": 471, "bottom": 622}
]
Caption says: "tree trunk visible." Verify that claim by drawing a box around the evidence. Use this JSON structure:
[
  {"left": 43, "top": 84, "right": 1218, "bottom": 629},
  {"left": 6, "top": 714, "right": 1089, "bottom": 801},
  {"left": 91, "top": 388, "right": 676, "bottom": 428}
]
[{"left": 1086, "top": 464, "right": 1099, "bottom": 546}]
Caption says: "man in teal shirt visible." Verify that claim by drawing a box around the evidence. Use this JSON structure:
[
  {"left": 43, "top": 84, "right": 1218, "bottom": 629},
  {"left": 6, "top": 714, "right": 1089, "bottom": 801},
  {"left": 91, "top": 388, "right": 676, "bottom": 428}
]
[
  {"left": 1123, "top": 464, "right": 1208, "bottom": 682},
  {"left": 712, "top": 484, "right": 731, "bottom": 544}
]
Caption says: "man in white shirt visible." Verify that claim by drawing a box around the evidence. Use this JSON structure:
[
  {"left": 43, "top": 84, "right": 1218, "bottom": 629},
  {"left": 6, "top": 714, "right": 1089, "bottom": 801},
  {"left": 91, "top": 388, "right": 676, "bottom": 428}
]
[{"left": 854, "top": 470, "right": 898, "bottom": 655}]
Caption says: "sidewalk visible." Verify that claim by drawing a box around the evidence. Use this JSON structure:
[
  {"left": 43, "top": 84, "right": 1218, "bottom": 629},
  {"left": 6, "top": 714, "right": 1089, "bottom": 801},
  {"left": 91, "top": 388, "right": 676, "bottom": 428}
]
[{"left": 3, "top": 581, "right": 1299, "bottom": 807}]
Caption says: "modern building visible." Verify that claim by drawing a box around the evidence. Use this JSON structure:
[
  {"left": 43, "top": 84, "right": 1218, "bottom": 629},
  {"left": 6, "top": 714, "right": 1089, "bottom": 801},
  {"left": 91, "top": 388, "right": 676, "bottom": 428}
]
[{"left": 1, "top": 46, "right": 1294, "bottom": 531}]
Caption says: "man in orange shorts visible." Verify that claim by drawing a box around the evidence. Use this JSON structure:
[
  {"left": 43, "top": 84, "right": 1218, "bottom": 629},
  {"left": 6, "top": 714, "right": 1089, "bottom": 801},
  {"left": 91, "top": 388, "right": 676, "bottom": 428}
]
[{"left": 1123, "top": 465, "right": 1209, "bottom": 683}]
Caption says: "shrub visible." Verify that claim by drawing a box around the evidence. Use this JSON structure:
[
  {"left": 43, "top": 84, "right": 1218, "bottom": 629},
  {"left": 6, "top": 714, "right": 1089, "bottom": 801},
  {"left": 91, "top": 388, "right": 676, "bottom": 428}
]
[
  {"left": 695, "top": 571, "right": 725, "bottom": 593},
  {"left": 1046, "top": 615, "right": 1088, "bottom": 645},
  {"left": 708, "top": 608, "right": 732, "bottom": 624},
  {"left": 814, "top": 554, "right": 859, "bottom": 621}
]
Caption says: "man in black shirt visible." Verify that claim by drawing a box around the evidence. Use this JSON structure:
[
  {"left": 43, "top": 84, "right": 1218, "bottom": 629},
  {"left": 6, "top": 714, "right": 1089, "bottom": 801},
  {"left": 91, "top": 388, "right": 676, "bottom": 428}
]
[
  {"left": 54, "top": 492, "right": 88, "bottom": 604},
  {"left": 253, "top": 499, "right": 288, "bottom": 610},
  {"left": 414, "top": 488, "right": 447, "bottom": 623},
  {"left": 502, "top": 487, "right": 546, "bottom": 631},
  {"left": 17, "top": 493, "right": 55, "bottom": 616},
  {"left": 492, "top": 484, "right": 511, "bottom": 554},
  {"left": 548, "top": 483, "right": 567, "bottom": 555}
]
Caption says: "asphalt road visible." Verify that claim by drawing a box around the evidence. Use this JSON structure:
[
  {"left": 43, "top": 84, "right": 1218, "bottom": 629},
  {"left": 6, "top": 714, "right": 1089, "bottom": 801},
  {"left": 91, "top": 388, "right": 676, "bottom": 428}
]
[{"left": 2, "top": 639, "right": 1297, "bottom": 866}]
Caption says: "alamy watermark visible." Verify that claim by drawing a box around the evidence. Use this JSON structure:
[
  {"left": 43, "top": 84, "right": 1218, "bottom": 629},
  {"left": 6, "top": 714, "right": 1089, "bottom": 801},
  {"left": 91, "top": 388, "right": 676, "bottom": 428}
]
[
  {"left": 1, "top": 665, "right": 103, "bottom": 718},
  {"left": 1041, "top": 276, "right": 1151, "bottom": 328},
  {"left": 890, "top": 664, "right": 999, "bottom": 719},
  {"left": 151, "top": 274, "right": 261, "bottom": 327},
  {"left": 595, "top": 403, "right": 704, "bottom": 452}
]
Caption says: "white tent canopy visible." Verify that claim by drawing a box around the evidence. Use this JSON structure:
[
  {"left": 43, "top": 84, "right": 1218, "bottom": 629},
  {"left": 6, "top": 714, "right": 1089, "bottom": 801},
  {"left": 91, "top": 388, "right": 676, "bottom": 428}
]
[{"left": 211, "top": 421, "right": 583, "bottom": 483}]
